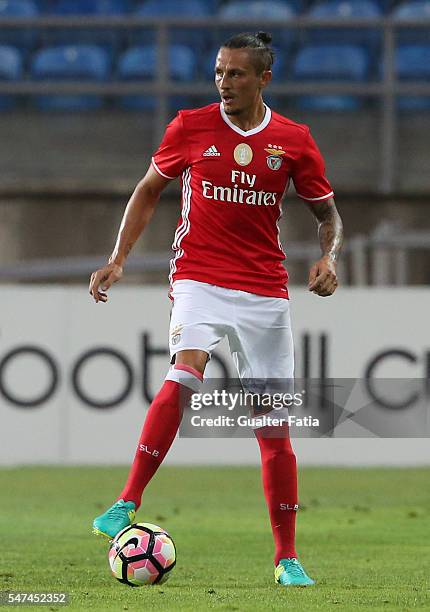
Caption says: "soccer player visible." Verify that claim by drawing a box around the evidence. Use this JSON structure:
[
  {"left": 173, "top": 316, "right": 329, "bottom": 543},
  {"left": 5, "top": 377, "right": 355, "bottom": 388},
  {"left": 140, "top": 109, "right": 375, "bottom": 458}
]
[{"left": 90, "top": 31, "right": 343, "bottom": 587}]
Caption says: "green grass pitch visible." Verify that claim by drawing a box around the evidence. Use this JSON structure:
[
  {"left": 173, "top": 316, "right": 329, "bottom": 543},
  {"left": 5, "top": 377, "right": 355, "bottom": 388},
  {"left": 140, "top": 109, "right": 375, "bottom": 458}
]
[{"left": 1, "top": 466, "right": 429, "bottom": 611}]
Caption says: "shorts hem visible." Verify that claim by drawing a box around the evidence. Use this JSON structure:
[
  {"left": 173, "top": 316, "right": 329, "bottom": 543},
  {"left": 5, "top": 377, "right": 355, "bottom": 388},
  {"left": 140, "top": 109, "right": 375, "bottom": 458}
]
[{"left": 170, "top": 346, "right": 211, "bottom": 364}]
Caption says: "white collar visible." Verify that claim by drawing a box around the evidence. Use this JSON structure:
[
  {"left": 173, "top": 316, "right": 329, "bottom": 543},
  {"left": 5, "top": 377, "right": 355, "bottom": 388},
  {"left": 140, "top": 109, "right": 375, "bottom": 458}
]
[{"left": 219, "top": 102, "right": 272, "bottom": 137}]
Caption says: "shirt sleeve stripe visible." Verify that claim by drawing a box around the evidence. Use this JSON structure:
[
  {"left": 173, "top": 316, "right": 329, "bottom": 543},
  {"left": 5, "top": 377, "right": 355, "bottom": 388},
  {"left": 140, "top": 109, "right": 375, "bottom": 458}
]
[
  {"left": 151, "top": 157, "right": 176, "bottom": 180},
  {"left": 296, "top": 191, "right": 334, "bottom": 202}
]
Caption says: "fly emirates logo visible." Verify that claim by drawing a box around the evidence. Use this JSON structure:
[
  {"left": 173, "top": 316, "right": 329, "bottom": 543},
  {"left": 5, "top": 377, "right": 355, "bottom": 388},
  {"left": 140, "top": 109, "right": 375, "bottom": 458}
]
[{"left": 201, "top": 170, "right": 277, "bottom": 207}]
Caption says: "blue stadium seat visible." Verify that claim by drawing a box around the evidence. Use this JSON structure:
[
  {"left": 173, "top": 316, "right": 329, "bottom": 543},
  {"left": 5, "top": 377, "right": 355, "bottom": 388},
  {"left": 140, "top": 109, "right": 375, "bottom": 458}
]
[
  {"left": 0, "top": 0, "right": 39, "bottom": 49},
  {"left": 393, "top": 0, "right": 430, "bottom": 17},
  {"left": 219, "top": 0, "right": 296, "bottom": 17},
  {"left": 0, "top": 0, "right": 38, "bottom": 17},
  {"left": 397, "top": 96, "right": 430, "bottom": 110},
  {"left": 292, "top": 43, "right": 371, "bottom": 110},
  {"left": 201, "top": 0, "right": 220, "bottom": 9},
  {"left": 307, "top": 0, "right": 382, "bottom": 50},
  {"left": 0, "top": 45, "right": 23, "bottom": 109},
  {"left": 396, "top": 44, "right": 430, "bottom": 110},
  {"left": 53, "top": 0, "right": 128, "bottom": 14},
  {"left": 117, "top": 44, "right": 197, "bottom": 110},
  {"left": 31, "top": 44, "right": 111, "bottom": 110},
  {"left": 35, "top": 0, "right": 128, "bottom": 11},
  {"left": 297, "top": 95, "right": 362, "bottom": 110},
  {"left": 32, "top": 0, "right": 50, "bottom": 10},
  {"left": 42, "top": 0, "right": 127, "bottom": 52},
  {"left": 135, "top": 0, "right": 214, "bottom": 16},
  {"left": 396, "top": 44, "right": 430, "bottom": 79},
  {"left": 293, "top": 44, "right": 370, "bottom": 79},
  {"left": 217, "top": 1, "right": 297, "bottom": 52},
  {"left": 0, "top": 45, "right": 22, "bottom": 79},
  {"left": 393, "top": 1, "right": 430, "bottom": 45},
  {"left": 131, "top": 0, "right": 214, "bottom": 50},
  {"left": 308, "top": 0, "right": 382, "bottom": 19}
]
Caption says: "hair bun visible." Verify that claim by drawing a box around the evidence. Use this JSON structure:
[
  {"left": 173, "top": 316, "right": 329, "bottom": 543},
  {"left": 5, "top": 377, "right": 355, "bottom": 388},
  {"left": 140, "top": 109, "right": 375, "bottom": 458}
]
[{"left": 256, "top": 31, "right": 272, "bottom": 45}]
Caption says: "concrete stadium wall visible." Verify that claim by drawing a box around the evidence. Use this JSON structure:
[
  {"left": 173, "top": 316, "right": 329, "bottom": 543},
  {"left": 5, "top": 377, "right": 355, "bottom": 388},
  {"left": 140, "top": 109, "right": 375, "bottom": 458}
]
[
  {"left": 0, "top": 109, "right": 429, "bottom": 194},
  {"left": 0, "top": 285, "right": 429, "bottom": 466}
]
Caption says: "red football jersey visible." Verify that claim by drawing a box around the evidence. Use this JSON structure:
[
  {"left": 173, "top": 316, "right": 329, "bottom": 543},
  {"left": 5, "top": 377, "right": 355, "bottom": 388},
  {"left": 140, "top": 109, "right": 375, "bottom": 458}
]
[{"left": 152, "top": 103, "right": 334, "bottom": 299}]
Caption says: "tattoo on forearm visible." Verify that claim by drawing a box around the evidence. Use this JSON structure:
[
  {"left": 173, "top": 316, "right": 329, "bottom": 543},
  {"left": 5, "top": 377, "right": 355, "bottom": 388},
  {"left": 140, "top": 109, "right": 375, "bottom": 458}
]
[
  {"left": 319, "top": 213, "right": 343, "bottom": 261},
  {"left": 307, "top": 198, "right": 343, "bottom": 262}
]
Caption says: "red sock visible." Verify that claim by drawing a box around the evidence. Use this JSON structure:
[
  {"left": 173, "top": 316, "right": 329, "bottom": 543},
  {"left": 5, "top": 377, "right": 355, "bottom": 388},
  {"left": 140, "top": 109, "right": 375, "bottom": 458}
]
[
  {"left": 118, "top": 364, "right": 202, "bottom": 509},
  {"left": 255, "top": 424, "right": 298, "bottom": 564}
]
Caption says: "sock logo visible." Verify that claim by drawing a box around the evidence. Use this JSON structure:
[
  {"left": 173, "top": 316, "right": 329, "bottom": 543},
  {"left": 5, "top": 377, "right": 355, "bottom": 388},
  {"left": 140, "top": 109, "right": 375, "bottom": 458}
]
[
  {"left": 139, "top": 444, "right": 160, "bottom": 457},
  {"left": 280, "top": 503, "right": 299, "bottom": 511}
]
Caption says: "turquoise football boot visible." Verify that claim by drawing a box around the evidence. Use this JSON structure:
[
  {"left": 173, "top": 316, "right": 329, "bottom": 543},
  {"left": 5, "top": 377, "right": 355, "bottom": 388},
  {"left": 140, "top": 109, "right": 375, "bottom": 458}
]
[
  {"left": 274, "top": 558, "right": 315, "bottom": 587},
  {"left": 92, "top": 499, "right": 136, "bottom": 539}
]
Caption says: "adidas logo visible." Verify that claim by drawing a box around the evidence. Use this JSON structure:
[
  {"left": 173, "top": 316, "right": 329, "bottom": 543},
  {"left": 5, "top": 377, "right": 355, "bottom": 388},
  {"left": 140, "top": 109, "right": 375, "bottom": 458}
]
[{"left": 203, "top": 145, "right": 221, "bottom": 157}]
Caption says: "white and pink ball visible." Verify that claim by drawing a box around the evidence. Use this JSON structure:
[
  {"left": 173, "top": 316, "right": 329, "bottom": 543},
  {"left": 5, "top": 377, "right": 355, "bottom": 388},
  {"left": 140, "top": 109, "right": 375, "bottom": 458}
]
[{"left": 108, "top": 522, "right": 176, "bottom": 586}]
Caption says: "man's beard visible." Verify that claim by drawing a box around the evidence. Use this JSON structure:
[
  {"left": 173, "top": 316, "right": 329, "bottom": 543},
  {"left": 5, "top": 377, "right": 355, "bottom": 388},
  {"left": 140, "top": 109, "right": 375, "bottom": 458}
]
[{"left": 224, "top": 108, "right": 242, "bottom": 115}]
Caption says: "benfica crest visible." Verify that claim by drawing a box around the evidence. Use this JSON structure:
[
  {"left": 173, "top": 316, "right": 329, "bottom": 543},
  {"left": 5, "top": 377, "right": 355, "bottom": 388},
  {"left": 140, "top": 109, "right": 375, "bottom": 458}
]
[
  {"left": 170, "top": 323, "right": 183, "bottom": 346},
  {"left": 267, "top": 155, "right": 282, "bottom": 170},
  {"left": 264, "top": 144, "right": 286, "bottom": 171}
]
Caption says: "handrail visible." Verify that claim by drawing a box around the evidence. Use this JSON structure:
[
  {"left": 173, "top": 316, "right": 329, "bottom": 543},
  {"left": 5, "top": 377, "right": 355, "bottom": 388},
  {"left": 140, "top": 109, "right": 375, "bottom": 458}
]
[
  {"left": 0, "top": 82, "right": 429, "bottom": 94},
  {"left": 1, "top": 227, "right": 429, "bottom": 284}
]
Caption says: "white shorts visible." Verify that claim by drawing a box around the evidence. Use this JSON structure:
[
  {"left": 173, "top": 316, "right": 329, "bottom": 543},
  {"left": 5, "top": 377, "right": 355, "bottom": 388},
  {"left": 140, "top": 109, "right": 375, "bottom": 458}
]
[{"left": 169, "top": 280, "right": 294, "bottom": 384}]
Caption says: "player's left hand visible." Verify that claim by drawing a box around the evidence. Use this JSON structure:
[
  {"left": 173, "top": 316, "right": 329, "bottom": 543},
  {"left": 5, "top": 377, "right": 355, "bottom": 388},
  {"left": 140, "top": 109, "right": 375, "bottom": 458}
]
[{"left": 308, "top": 255, "right": 338, "bottom": 297}]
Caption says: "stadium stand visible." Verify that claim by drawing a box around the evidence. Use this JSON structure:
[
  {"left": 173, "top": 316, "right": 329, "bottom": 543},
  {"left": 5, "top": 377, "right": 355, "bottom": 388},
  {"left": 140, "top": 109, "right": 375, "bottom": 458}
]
[
  {"left": 393, "top": 0, "right": 430, "bottom": 45},
  {"left": 217, "top": 0, "right": 297, "bottom": 51},
  {"left": 31, "top": 44, "right": 111, "bottom": 110},
  {"left": 42, "top": 0, "right": 128, "bottom": 52},
  {"left": 393, "top": 0, "right": 430, "bottom": 18},
  {"left": 0, "top": 0, "right": 428, "bottom": 112},
  {"left": 134, "top": 0, "right": 216, "bottom": 15},
  {"left": 130, "top": 0, "right": 214, "bottom": 50},
  {"left": 31, "top": 0, "right": 50, "bottom": 10},
  {"left": 0, "top": 45, "right": 23, "bottom": 109},
  {"left": 0, "top": 0, "right": 39, "bottom": 50},
  {"left": 53, "top": 0, "right": 129, "bottom": 14},
  {"left": 395, "top": 43, "right": 430, "bottom": 110},
  {"left": 395, "top": 43, "right": 430, "bottom": 79},
  {"left": 292, "top": 43, "right": 371, "bottom": 110},
  {"left": 219, "top": 0, "right": 297, "bottom": 17},
  {"left": 306, "top": 0, "right": 382, "bottom": 51},
  {"left": 117, "top": 44, "right": 196, "bottom": 110}
]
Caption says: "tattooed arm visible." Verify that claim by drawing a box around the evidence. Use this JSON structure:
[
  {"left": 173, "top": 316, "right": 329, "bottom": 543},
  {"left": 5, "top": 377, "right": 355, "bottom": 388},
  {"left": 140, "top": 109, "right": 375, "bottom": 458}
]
[
  {"left": 305, "top": 197, "right": 343, "bottom": 297},
  {"left": 89, "top": 165, "right": 170, "bottom": 303}
]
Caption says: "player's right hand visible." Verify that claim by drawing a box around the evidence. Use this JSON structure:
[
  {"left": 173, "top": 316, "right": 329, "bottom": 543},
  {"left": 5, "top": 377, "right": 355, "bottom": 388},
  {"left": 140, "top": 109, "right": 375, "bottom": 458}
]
[{"left": 89, "top": 262, "right": 123, "bottom": 303}]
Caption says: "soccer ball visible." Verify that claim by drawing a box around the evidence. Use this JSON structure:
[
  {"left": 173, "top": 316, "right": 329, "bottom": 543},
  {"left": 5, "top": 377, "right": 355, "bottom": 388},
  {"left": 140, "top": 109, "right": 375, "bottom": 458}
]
[{"left": 108, "top": 522, "right": 176, "bottom": 586}]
